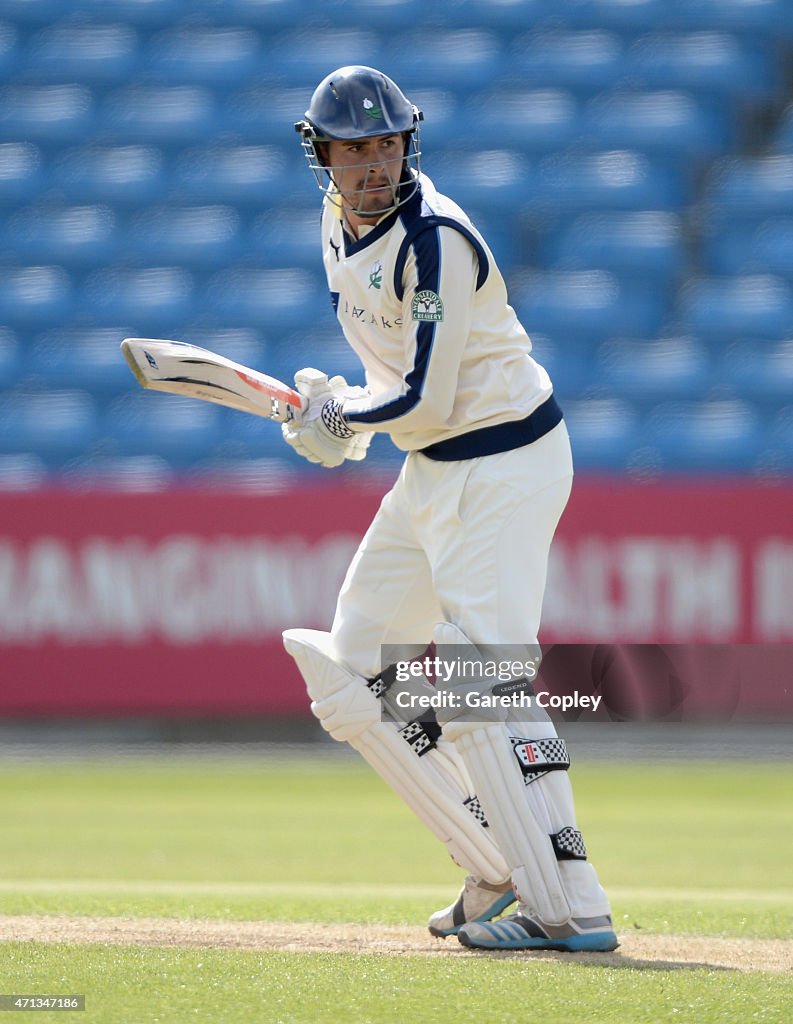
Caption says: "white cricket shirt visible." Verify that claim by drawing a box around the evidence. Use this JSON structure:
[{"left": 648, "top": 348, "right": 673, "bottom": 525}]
[{"left": 321, "top": 172, "right": 554, "bottom": 455}]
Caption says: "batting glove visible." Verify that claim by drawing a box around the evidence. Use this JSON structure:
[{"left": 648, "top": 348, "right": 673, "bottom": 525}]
[{"left": 281, "top": 368, "right": 373, "bottom": 469}]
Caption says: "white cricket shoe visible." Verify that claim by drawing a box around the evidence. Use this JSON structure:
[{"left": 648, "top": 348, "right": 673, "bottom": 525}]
[
  {"left": 428, "top": 875, "right": 516, "bottom": 938},
  {"left": 457, "top": 910, "right": 619, "bottom": 951}
]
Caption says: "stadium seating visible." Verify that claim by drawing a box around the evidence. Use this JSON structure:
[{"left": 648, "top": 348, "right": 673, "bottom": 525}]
[
  {"left": 1, "top": 204, "right": 120, "bottom": 267},
  {"left": 591, "top": 337, "right": 712, "bottom": 402},
  {"left": 505, "top": 31, "right": 627, "bottom": 96},
  {"left": 26, "top": 327, "right": 137, "bottom": 392},
  {"left": 645, "top": 399, "right": 763, "bottom": 471},
  {"left": 124, "top": 205, "right": 245, "bottom": 268},
  {"left": 562, "top": 398, "right": 641, "bottom": 470},
  {"left": 461, "top": 89, "right": 583, "bottom": 156},
  {"left": 0, "top": 142, "right": 43, "bottom": 203},
  {"left": 21, "top": 24, "right": 141, "bottom": 84},
  {"left": 702, "top": 218, "right": 793, "bottom": 278},
  {"left": 676, "top": 275, "right": 793, "bottom": 340},
  {"left": 541, "top": 211, "right": 685, "bottom": 285},
  {"left": 0, "top": 0, "right": 792, "bottom": 481},
  {"left": 0, "top": 388, "right": 98, "bottom": 463},
  {"left": 143, "top": 26, "right": 262, "bottom": 87},
  {"left": 624, "top": 33, "right": 779, "bottom": 104},
  {"left": 0, "top": 327, "right": 18, "bottom": 388},
  {"left": 0, "top": 84, "right": 96, "bottom": 143},
  {"left": 720, "top": 339, "right": 793, "bottom": 402},
  {"left": 510, "top": 269, "right": 667, "bottom": 342}
]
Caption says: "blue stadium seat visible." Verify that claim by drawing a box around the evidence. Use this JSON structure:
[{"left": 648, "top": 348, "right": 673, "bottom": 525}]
[
  {"left": 125, "top": 205, "right": 244, "bottom": 268},
  {"left": 22, "top": 23, "right": 140, "bottom": 83},
  {"left": 510, "top": 269, "right": 667, "bottom": 342},
  {"left": 99, "top": 85, "right": 218, "bottom": 145},
  {"left": 0, "top": 389, "right": 98, "bottom": 461},
  {"left": 463, "top": 210, "right": 521, "bottom": 269},
  {"left": 262, "top": 27, "right": 384, "bottom": 86},
  {"left": 563, "top": 398, "right": 641, "bottom": 469},
  {"left": 0, "top": 453, "right": 47, "bottom": 489},
  {"left": 1, "top": 205, "right": 119, "bottom": 267},
  {"left": 580, "top": 91, "right": 732, "bottom": 161},
  {"left": 720, "top": 339, "right": 793, "bottom": 401},
  {"left": 417, "top": 149, "right": 531, "bottom": 217},
  {"left": 505, "top": 31, "right": 626, "bottom": 96},
  {"left": 625, "top": 33, "right": 778, "bottom": 102},
  {"left": 81, "top": 266, "right": 196, "bottom": 328},
  {"left": 181, "top": 327, "right": 270, "bottom": 364},
  {"left": 463, "top": 89, "right": 582, "bottom": 156},
  {"left": 532, "top": 151, "right": 687, "bottom": 216},
  {"left": 556, "top": 0, "right": 670, "bottom": 34},
  {"left": 766, "top": 406, "right": 793, "bottom": 469},
  {"left": 772, "top": 104, "right": 793, "bottom": 152},
  {"left": 198, "top": 0, "right": 314, "bottom": 29},
  {"left": 185, "top": 455, "right": 301, "bottom": 490},
  {"left": 144, "top": 26, "right": 262, "bottom": 87},
  {"left": 320, "top": 0, "right": 433, "bottom": 31},
  {"left": 384, "top": 29, "right": 504, "bottom": 94},
  {"left": 592, "top": 336, "right": 711, "bottom": 401},
  {"left": 526, "top": 333, "right": 593, "bottom": 400},
  {"left": 52, "top": 145, "right": 168, "bottom": 205},
  {"left": 0, "top": 142, "right": 43, "bottom": 204},
  {"left": 702, "top": 156, "right": 793, "bottom": 223},
  {"left": 0, "top": 85, "right": 96, "bottom": 144},
  {"left": 60, "top": 453, "right": 175, "bottom": 490},
  {"left": 666, "top": 0, "right": 793, "bottom": 39},
  {"left": 172, "top": 144, "right": 295, "bottom": 205},
  {"left": 105, "top": 391, "right": 222, "bottom": 465},
  {"left": 0, "top": 20, "right": 18, "bottom": 76},
  {"left": 0, "top": 326, "right": 19, "bottom": 388},
  {"left": 0, "top": 0, "right": 63, "bottom": 25},
  {"left": 202, "top": 266, "right": 336, "bottom": 330},
  {"left": 0, "top": 266, "right": 72, "bottom": 327},
  {"left": 543, "top": 211, "right": 685, "bottom": 284},
  {"left": 676, "top": 275, "right": 793, "bottom": 340},
  {"left": 31, "top": 0, "right": 185, "bottom": 28},
  {"left": 222, "top": 86, "right": 311, "bottom": 147},
  {"left": 27, "top": 326, "right": 134, "bottom": 392},
  {"left": 646, "top": 398, "right": 763, "bottom": 471},
  {"left": 248, "top": 208, "right": 320, "bottom": 268},
  {"left": 404, "top": 89, "right": 460, "bottom": 150},
  {"left": 702, "top": 218, "right": 793, "bottom": 278}
]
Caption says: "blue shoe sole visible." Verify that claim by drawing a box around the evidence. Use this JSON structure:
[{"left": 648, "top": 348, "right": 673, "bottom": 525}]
[
  {"left": 458, "top": 929, "right": 619, "bottom": 952},
  {"left": 428, "top": 892, "right": 517, "bottom": 938}
]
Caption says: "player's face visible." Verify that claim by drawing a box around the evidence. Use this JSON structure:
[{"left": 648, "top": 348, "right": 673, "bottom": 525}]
[{"left": 325, "top": 134, "right": 405, "bottom": 219}]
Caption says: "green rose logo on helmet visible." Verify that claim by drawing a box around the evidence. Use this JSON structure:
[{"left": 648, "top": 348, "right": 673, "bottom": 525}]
[{"left": 362, "top": 97, "right": 383, "bottom": 120}]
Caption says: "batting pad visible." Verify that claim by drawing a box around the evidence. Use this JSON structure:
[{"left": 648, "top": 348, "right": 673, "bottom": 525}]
[
  {"left": 282, "top": 628, "right": 510, "bottom": 884},
  {"left": 451, "top": 724, "right": 572, "bottom": 925}
]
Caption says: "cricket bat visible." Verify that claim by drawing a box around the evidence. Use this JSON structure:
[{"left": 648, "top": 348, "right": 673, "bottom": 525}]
[{"left": 121, "top": 338, "right": 310, "bottom": 423}]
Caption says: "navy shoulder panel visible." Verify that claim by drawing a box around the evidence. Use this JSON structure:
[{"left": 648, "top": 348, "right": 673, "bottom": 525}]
[{"left": 393, "top": 216, "right": 490, "bottom": 300}]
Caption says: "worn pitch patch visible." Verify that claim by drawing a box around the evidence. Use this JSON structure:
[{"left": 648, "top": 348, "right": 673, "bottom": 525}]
[{"left": 0, "top": 916, "right": 791, "bottom": 973}]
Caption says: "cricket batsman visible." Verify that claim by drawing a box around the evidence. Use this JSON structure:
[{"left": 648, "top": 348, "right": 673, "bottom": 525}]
[{"left": 281, "top": 65, "right": 617, "bottom": 952}]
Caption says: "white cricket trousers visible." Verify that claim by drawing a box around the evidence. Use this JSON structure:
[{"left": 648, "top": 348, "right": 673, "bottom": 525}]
[{"left": 332, "top": 420, "right": 573, "bottom": 678}]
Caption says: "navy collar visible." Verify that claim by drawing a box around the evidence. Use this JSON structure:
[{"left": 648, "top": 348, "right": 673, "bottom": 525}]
[{"left": 342, "top": 178, "right": 422, "bottom": 257}]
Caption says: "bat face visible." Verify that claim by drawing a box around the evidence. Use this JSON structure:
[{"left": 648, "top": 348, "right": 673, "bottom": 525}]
[{"left": 121, "top": 338, "right": 304, "bottom": 423}]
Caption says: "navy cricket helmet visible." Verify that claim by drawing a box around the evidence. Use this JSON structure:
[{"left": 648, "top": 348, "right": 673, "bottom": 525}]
[{"left": 295, "top": 65, "right": 423, "bottom": 214}]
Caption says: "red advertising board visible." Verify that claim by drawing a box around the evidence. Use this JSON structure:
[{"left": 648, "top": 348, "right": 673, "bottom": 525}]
[{"left": 0, "top": 479, "right": 791, "bottom": 717}]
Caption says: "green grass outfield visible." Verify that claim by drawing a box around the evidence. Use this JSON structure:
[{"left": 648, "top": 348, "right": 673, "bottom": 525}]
[{"left": 0, "top": 753, "right": 791, "bottom": 1023}]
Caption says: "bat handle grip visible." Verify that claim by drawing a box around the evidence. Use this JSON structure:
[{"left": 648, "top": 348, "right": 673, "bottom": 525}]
[
  {"left": 292, "top": 367, "right": 331, "bottom": 425},
  {"left": 294, "top": 367, "right": 330, "bottom": 401}
]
